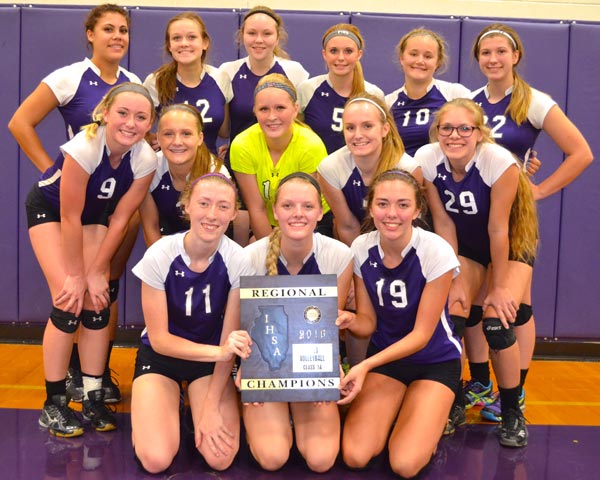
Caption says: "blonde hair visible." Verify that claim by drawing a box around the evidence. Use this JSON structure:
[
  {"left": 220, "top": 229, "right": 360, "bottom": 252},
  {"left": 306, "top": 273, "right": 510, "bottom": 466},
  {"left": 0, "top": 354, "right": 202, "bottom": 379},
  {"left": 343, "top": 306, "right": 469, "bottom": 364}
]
[
  {"left": 157, "top": 104, "right": 222, "bottom": 181},
  {"left": 396, "top": 27, "right": 449, "bottom": 74},
  {"left": 237, "top": 6, "right": 290, "bottom": 59},
  {"left": 179, "top": 173, "right": 238, "bottom": 222},
  {"left": 255, "top": 73, "right": 307, "bottom": 128},
  {"left": 83, "top": 82, "right": 154, "bottom": 139},
  {"left": 322, "top": 23, "right": 366, "bottom": 96},
  {"left": 509, "top": 167, "right": 538, "bottom": 262},
  {"left": 429, "top": 98, "right": 493, "bottom": 143},
  {"left": 473, "top": 23, "right": 532, "bottom": 126},
  {"left": 153, "top": 12, "right": 211, "bottom": 106},
  {"left": 345, "top": 93, "right": 406, "bottom": 181}
]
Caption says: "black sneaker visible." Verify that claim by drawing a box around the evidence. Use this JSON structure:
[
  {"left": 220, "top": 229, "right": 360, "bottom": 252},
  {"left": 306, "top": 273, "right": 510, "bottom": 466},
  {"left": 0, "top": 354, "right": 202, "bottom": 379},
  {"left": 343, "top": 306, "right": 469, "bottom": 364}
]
[
  {"left": 82, "top": 389, "right": 117, "bottom": 432},
  {"left": 444, "top": 403, "right": 466, "bottom": 436},
  {"left": 39, "top": 394, "right": 84, "bottom": 437},
  {"left": 66, "top": 367, "right": 84, "bottom": 403},
  {"left": 498, "top": 408, "right": 528, "bottom": 447},
  {"left": 102, "top": 368, "right": 122, "bottom": 404}
]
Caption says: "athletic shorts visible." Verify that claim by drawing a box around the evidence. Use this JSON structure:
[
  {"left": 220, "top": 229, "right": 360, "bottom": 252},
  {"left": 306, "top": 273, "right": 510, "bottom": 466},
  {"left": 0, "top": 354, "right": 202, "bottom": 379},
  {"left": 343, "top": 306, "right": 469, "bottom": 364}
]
[
  {"left": 458, "top": 241, "right": 490, "bottom": 268},
  {"left": 367, "top": 343, "right": 461, "bottom": 392},
  {"left": 133, "top": 343, "right": 215, "bottom": 384},
  {"left": 316, "top": 210, "right": 334, "bottom": 238},
  {"left": 25, "top": 184, "right": 110, "bottom": 228}
]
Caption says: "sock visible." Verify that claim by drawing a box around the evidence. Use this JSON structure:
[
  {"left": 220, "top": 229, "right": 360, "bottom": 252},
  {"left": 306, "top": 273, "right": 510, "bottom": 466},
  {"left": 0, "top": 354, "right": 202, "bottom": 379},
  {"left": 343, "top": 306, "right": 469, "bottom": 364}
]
[
  {"left": 82, "top": 373, "right": 103, "bottom": 399},
  {"left": 45, "top": 379, "right": 67, "bottom": 405},
  {"left": 105, "top": 341, "right": 114, "bottom": 371},
  {"left": 519, "top": 369, "right": 529, "bottom": 395},
  {"left": 469, "top": 361, "right": 490, "bottom": 385},
  {"left": 499, "top": 385, "right": 521, "bottom": 417}
]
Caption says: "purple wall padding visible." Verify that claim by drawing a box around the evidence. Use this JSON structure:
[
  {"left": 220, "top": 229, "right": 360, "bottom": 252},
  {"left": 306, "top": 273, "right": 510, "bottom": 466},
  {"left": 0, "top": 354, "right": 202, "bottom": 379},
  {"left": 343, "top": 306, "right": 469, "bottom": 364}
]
[
  {"left": 460, "top": 19, "right": 570, "bottom": 338},
  {"left": 349, "top": 14, "right": 462, "bottom": 95},
  {"left": 555, "top": 23, "right": 600, "bottom": 338},
  {"left": 0, "top": 7, "right": 20, "bottom": 323}
]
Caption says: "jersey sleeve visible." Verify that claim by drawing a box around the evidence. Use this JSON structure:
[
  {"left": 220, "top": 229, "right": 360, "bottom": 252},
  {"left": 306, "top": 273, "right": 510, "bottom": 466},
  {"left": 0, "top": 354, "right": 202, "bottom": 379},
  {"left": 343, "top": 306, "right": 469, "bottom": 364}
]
[
  {"left": 477, "top": 143, "right": 518, "bottom": 185},
  {"left": 120, "top": 67, "right": 142, "bottom": 84},
  {"left": 59, "top": 128, "right": 104, "bottom": 174},
  {"left": 436, "top": 79, "right": 471, "bottom": 100},
  {"left": 42, "top": 61, "right": 88, "bottom": 106},
  {"left": 206, "top": 64, "right": 234, "bottom": 103},
  {"left": 414, "top": 143, "right": 440, "bottom": 182},
  {"left": 132, "top": 235, "right": 181, "bottom": 290},
  {"left": 416, "top": 229, "right": 460, "bottom": 282},
  {"left": 317, "top": 148, "right": 347, "bottom": 189},
  {"left": 396, "top": 152, "right": 419, "bottom": 174},
  {"left": 131, "top": 141, "right": 158, "bottom": 179},
  {"left": 142, "top": 73, "right": 160, "bottom": 107},
  {"left": 528, "top": 88, "right": 557, "bottom": 129},
  {"left": 350, "top": 233, "right": 373, "bottom": 278},
  {"left": 278, "top": 58, "right": 310, "bottom": 87},
  {"left": 364, "top": 81, "right": 385, "bottom": 100}
]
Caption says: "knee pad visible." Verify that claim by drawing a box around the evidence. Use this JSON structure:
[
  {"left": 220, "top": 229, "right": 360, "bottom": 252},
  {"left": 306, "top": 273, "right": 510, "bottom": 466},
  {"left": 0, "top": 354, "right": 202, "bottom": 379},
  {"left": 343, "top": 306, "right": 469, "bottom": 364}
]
[
  {"left": 483, "top": 318, "right": 516, "bottom": 351},
  {"left": 81, "top": 308, "right": 110, "bottom": 330},
  {"left": 450, "top": 315, "right": 466, "bottom": 339},
  {"left": 466, "top": 305, "right": 483, "bottom": 327},
  {"left": 50, "top": 307, "right": 80, "bottom": 333},
  {"left": 108, "top": 279, "right": 120, "bottom": 304},
  {"left": 514, "top": 304, "right": 533, "bottom": 327}
]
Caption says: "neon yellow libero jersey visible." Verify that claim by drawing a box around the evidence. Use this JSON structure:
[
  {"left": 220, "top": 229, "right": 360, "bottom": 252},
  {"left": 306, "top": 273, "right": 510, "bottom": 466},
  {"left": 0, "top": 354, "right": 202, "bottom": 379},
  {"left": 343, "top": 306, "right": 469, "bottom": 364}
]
[{"left": 231, "top": 122, "right": 329, "bottom": 225}]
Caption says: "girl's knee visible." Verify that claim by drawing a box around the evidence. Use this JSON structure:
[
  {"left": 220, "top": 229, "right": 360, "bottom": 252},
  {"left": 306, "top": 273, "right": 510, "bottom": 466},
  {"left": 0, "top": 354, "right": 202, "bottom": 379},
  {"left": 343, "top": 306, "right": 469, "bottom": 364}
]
[
  {"left": 135, "top": 445, "right": 176, "bottom": 474},
  {"left": 250, "top": 443, "right": 290, "bottom": 471},
  {"left": 389, "top": 454, "right": 427, "bottom": 479}
]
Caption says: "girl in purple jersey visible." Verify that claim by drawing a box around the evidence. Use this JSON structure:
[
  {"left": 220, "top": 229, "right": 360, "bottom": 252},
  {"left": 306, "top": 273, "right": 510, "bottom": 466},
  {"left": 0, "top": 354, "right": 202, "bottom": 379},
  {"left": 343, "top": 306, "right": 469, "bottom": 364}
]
[
  {"left": 337, "top": 170, "right": 461, "bottom": 478},
  {"left": 139, "top": 104, "right": 228, "bottom": 246},
  {"left": 25, "top": 83, "right": 156, "bottom": 438},
  {"left": 143, "top": 12, "right": 231, "bottom": 155},
  {"left": 239, "top": 173, "right": 352, "bottom": 473},
  {"left": 466, "top": 24, "right": 593, "bottom": 422},
  {"left": 385, "top": 28, "right": 470, "bottom": 156},
  {"left": 131, "top": 174, "right": 252, "bottom": 474},
  {"left": 298, "top": 24, "right": 384, "bottom": 153},
  {"left": 416, "top": 98, "right": 538, "bottom": 447}
]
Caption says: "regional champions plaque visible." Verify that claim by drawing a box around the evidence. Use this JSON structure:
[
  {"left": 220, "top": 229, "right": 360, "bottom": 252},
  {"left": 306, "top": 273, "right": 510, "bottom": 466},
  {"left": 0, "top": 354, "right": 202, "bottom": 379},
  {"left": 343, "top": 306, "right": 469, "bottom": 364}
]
[{"left": 239, "top": 274, "right": 340, "bottom": 403}]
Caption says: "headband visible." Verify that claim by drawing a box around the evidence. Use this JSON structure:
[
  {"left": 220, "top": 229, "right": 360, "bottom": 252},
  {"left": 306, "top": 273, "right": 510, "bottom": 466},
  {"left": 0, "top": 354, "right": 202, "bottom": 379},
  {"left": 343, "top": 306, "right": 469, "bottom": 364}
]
[
  {"left": 190, "top": 172, "right": 236, "bottom": 190},
  {"left": 106, "top": 82, "right": 154, "bottom": 107},
  {"left": 478, "top": 29, "right": 517, "bottom": 49},
  {"left": 322, "top": 29, "right": 362, "bottom": 49},
  {"left": 243, "top": 8, "right": 280, "bottom": 26},
  {"left": 254, "top": 81, "right": 297, "bottom": 102},
  {"left": 278, "top": 172, "right": 322, "bottom": 196},
  {"left": 346, "top": 97, "right": 387, "bottom": 120},
  {"left": 384, "top": 169, "right": 419, "bottom": 186}
]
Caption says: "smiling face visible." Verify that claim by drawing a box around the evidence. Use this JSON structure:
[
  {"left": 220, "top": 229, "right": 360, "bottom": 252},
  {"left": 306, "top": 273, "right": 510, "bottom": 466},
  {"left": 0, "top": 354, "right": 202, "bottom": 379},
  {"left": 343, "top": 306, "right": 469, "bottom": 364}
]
[
  {"left": 436, "top": 106, "right": 483, "bottom": 168},
  {"left": 477, "top": 35, "right": 519, "bottom": 85},
  {"left": 167, "top": 18, "right": 209, "bottom": 66},
  {"left": 274, "top": 178, "right": 323, "bottom": 241},
  {"left": 343, "top": 101, "right": 390, "bottom": 162},
  {"left": 254, "top": 87, "right": 298, "bottom": 140},
  {"left": 322, "top": 35, "right": 363, "bottom": 78},
  {"left": 400, "top": 34, "right": 440, "bottom": 83},
  {"left": 103, "top": 91, "right": 153, "bottom": 153},
  {"left": 242, "top": 13, "right": 279, "bottom": 63},
  {"left": 157, "top": 109, "right": 203, "bottom": 168},
  {"left": 87, "top": 12, "right": 130, "bottom": 64}
]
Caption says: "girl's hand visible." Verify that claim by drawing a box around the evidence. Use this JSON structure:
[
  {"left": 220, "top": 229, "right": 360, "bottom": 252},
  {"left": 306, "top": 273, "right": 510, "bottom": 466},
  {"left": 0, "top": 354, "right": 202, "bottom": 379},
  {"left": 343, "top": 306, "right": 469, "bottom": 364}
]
[
  {"left": 196, "top": 408, "right": 234, "bottom": 458},
  {"left": 482, "top": 287, "right": 517, "bottom": 328},
  {"left": 86, "top": 272, "right": 110, "bottom": 313},
  {"left": 337, "top": 362, "right": 368, "bottom": 405},
  {"left": 335, "top": 309, "right": 355, "bottom": 330},
  {"left": 224, "top": 330, "right": 252, "bottom": 360},
  {"left": 54, "top": 274, "right": 87, "bottom": 316}
]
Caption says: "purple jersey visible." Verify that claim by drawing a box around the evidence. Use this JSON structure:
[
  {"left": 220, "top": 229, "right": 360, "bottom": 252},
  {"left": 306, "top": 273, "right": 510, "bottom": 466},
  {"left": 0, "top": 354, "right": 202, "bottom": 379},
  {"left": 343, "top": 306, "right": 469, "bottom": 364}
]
[
  {"left": 133, "top": 233, "right": 251, "bottom": 347},
  {"left": 352, "top": 228, "right": 461, "bottom": 364},
  {"left": 43, "top": 58, "right": 141, "bottom": 139},
  {"left": 299, "top": 75, "right": 384, "bottom": 154},
  {"left": 38, "top": 126, "right": 156, "bottom": 224},
  {"left": 416, "top": 142, "right": 517, "bottom": 263},
  {"left": 318, "top": 146, "right": 418, "bottom": 223},
  {"left": 386, "top": 80, "right": 470, "bottom": 156},
  {"left": 144, "top": 66, "right": 232, "bottom": 154},
  {"left": 470, "top": 86, "right": 556, "bottom": 161}
]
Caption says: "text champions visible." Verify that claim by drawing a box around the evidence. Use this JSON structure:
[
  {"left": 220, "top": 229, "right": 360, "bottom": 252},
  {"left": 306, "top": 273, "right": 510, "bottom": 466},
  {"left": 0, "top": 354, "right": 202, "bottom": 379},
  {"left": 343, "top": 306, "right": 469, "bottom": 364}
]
[{"left": 240, "top": 377, "right": 340, "bottom": 390}]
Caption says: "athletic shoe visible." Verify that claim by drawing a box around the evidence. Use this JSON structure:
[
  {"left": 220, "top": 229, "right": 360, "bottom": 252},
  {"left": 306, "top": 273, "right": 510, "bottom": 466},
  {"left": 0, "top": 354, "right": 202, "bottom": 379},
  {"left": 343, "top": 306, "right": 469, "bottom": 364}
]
[
  {"left": 39, "top": 394, "right": 84, "bottom": 438},
  {"left": 463, "top": 380, "right": 494, "bottom": 409},
  {"left": 498, "top": 408, "right": 528, "bottom": 447},
  {"left": 481, "top": 389, "right": 525, "bottom": 422},
  {"left": 66, "top": 367, "right": 84, "bottom": 403},
  {"left": 102, "top": 368, "right": 122, "bottom": 404},
  {"left": 82, "top": 389, "right": 117, "bottom": 432},
  {"left": 443, "top": 403, "right": 466, "bottom": 436}
]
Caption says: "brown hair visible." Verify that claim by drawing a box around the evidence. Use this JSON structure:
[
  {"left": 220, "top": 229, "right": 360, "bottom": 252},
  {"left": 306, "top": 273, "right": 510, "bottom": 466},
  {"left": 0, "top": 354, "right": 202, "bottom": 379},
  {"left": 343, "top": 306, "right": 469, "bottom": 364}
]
[
  {"left": 509, "top": 167, "right": 538, "bottom": 262},
  {"left": 179, "top": 173, "right": 238, "bottom": 222},
  {"left": 322, "top": 23, "right": 366, "bottom": 97},
  {"left": 472, "top": 23, "right": 531, "bottom": 126},
  {"left": 396, "top": 27, "right": 448, "bottom": 75},
  {"left": 237, "top": 6, "right": 290, "bottom": 59},
  {"left": 153, "top": 12, "right": 211, "bottom": 105},
  {"left": 85, "top": 4, "right": 130, "bottom": 49}
]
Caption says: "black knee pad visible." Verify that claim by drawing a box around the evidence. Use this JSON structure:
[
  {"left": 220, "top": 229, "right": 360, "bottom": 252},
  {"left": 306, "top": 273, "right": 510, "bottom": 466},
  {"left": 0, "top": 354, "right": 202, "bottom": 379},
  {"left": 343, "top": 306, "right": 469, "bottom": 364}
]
[
  {"left": 466, "top": 305, "right": 483, "bottom": 327},
  {"left": 81, "top": 308, "right": 110, "bottom": 330},
  {"left": 483, "top": 318, "right": 516, "bottom": 351},
  {"left": 450, "top": 315, "right": 466, "bottom": 339},
  {"left": 108, "top": 279, "right": 120, "bottom": 304},
  {"left": 50, "top": 307, "right": 80, "bottom": 333},
  {"left": 514, "top": 304, "right": 533, "bottom": 327}
]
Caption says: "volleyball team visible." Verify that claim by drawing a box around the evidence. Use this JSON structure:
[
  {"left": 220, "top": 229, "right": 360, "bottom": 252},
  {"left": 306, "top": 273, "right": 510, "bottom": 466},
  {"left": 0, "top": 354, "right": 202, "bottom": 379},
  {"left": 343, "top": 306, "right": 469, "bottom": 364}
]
[{"left": 9, "top": 3, "right": 592, "bottom": 477}]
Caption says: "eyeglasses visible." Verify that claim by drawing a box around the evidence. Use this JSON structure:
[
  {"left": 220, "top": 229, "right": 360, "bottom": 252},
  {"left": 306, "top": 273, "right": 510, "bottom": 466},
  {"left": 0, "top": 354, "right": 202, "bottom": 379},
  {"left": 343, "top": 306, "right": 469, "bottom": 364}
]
[{"left": 437, "top": 125, "right": 479, "bottom": 138}]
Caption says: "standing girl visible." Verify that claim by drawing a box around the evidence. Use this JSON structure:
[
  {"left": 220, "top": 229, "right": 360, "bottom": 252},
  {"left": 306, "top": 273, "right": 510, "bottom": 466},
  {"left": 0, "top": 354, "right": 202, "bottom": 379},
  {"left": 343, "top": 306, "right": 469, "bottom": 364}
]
[
  {"left": 131, "top": 173, "right": 251, "bottom": 474},
  {"left": 338, "top": 170, "right": 461, "bottom": 478},
  {"left": 26, "top": 83, "right": 156, "bottom": 437},
  {"left": 298, "top": 24, "right": 384, "bottom": 154},
  {"left": 143, "top": 12, "right": 232, "bottom": 155},
  {"left": 241, "top": 172, "right": 352, "bottom": 472}
]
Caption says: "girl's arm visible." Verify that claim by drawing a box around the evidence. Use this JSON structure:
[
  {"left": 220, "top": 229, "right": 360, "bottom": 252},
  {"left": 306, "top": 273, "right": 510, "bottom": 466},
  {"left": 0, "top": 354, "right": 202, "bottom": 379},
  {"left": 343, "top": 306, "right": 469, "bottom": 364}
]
[
  {"left": 484, "top": 165, "right": 519, "bottom": 325},
  {"left": 533, "top": 105, "right": 593, "bottom": 200},
  {"left": 138, "top": 192, "right": 162, "bottom": 247},
  {"left": 336, "top": 261, "right": 354, "bottom": 310},
  {"left": 336, "top": 275, "right": 377, "bottom": 337},
  {"left": 234, "top": 172, "right": 273, "bottom": 239},
  {"left": 424, "top": 180, "right": 459, "bottom": 252},
  {"left": 8, "top": 83, "right": 60, "bottom": 172},
  {"left": 318, "top": 174, "right": 360, "bottom": 247}
]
